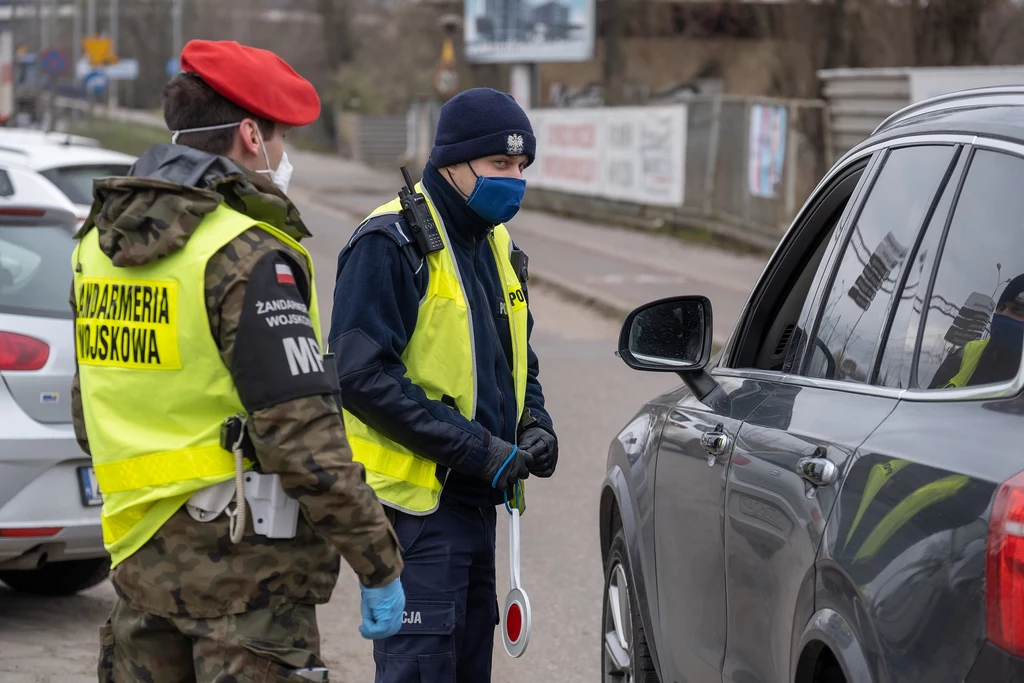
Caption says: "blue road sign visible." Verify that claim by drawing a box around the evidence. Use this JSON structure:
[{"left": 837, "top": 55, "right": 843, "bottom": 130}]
[
  {"left": 40, "top": 49, "right": 68, "bottom": 77},
  {"left": 166, "top": 58, "right": 180, "bottom": 77},
  {"left": 83, "top": 69, "right": 108, "bottom": 96}
]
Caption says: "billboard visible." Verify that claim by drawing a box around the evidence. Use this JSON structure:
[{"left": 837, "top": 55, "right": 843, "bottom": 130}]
[
  {"left": 465, "top": 0, "right": 595, "bottom": 64},
  {"left": 527, "top": 105, "right": 687, "bottom": 207}
]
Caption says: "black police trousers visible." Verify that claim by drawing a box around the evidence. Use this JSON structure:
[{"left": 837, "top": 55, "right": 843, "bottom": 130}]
[{"left": 373, "top": 500, "right": 498, "bottom": 683}]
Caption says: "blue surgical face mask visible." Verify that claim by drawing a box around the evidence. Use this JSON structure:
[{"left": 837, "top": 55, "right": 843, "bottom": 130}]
[
  {"left": 453, "top": 163, "right": 526, "bottom": 225},
  {"left": 991, "top": 313, "right": 1024, "bottom": 352}
]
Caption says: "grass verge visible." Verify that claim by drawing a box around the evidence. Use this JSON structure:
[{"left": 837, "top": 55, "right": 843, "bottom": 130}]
[{"left": 71, "top": 118, "right": 169, "bottom": 157}]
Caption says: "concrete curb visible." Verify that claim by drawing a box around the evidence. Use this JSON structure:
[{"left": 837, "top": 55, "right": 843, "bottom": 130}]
[
  {"left": 529, "top": 270, "right": 728, "bottom": 350},
  {"left": 527, "top": 269, "right": 634, "bottom": 323},
  {"left": 291, "top": 187, "right": 726, "bottom": 343}
]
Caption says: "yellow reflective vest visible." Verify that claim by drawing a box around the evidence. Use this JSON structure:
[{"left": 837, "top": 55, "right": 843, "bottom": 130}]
[
  {"left": 72, "top": 204, "right": 321, "bottom": 567},
  {"left": 342, "top": 185, "right": 529, "bottom": 515},
  {"left": 943, "top": 338, "right": 990, "bottom": 389},
  {"left": 839, "top": 339, "right": 988, "bottom": 566}
]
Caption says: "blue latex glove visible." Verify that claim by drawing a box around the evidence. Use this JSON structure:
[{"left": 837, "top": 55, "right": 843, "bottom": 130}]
[{"left": 359, "top": 577, "right": 406, "bottom": 640}]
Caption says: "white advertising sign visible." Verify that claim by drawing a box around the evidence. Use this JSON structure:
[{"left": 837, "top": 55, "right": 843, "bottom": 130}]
[
  {"left": 908, "top": 67, "right": 1024, "bottom": 104},
  {"left": 527, "top": 105, "right": 687, "bottom": 207}
]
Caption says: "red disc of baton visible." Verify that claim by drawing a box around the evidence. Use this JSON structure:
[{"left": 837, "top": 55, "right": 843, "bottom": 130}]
[
  {"left": 505, "top": 602, "right": 523, "bottom": 643},
  {"left": 502, "top": 587, "right": 531, "bottom": 657}
]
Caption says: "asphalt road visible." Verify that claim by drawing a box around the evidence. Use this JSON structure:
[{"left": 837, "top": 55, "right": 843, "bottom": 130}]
[
  {"left": 0, "top": 150, "right": 768, "bottom": 681},
  {"left": 295, "top": 196, "right": 683, "bottom": 681},
  {"left": 0, "top": 190, "right": 679, "bottom": 682}
]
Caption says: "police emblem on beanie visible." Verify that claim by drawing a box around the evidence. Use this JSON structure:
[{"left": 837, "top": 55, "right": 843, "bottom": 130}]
[{"left": 507, "top": 133, "right": 525, "bottom": 156}]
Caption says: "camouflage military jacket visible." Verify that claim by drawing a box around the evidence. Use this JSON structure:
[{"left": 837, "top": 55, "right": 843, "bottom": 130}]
[{"left": 70, "top": 144, "right": 402, "bottom": 619}]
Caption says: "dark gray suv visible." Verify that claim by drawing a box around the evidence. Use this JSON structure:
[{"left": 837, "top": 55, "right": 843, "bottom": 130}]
[{"left": 601, "top": 86, "right": 1024, "bottom": 683}]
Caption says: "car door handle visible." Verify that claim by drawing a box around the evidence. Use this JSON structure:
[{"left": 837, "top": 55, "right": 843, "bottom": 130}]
[
  {"left": 700, "top": 431, "right": 730, "bottom": 457},
  {"left": 797, "top": 456, "right": 838, "bottom": 487}
]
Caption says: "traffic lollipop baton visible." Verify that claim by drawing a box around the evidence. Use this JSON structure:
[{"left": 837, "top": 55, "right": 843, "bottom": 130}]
[{"left": 502, "top": 480, "right": 531, "bottom": 658}]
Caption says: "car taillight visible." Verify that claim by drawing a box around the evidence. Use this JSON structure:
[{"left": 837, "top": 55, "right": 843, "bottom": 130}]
[
  {"left": 987, "top": 469, "right": 1024, "bottom": 657},
  {"left": 0, "top": 331, "right": 50, "bottom": 371},
  {"left": 0, "top": 207, "right": 46, "bottom": 217},
  {"left": 0, "top": 527, "right": 62, "bottom": 537}
]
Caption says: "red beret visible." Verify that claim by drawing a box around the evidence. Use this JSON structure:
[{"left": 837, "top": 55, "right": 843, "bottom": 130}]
[{"left": 180, "top": 40, "right": 320, "bottom": 127}]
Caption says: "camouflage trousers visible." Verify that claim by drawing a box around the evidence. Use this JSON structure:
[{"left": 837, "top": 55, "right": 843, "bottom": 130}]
[{"left": 98, "top": 598, "right": 326, "bottom": 682}]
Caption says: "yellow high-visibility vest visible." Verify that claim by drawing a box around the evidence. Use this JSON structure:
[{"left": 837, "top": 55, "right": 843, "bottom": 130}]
[
  {"left": 944, "top": 338, "right": 990, "bottom": 389},
  {"left": 72, "top": 204, "right": 321, "bottom": 567},
  {"left": 342, "top": 185, "right": 529, "bottom": 514}
]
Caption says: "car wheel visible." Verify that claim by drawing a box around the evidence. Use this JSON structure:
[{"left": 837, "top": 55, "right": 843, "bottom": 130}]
[
  {"left": 0, "top": 557, "right": 110, "bottom": 596},
  {"left": 603, "top": 528, "right": 659, "bottom": 683}
]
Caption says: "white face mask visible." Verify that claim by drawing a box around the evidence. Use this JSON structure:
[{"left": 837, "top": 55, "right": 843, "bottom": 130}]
[
  {"left": 171, "top": 121, "right": 292, "bottom": 194},
  {"left": 266, "top": 150, "right": 292, "bottom": 194}
]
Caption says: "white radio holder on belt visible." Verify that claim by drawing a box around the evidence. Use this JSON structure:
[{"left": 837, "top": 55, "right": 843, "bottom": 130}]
[
  {"left": 502, "top": 506, "right": 532, "bottom": 658},
  {"left": 185, "top": 414, "right": 299, "bottom": 542},
  {"left": 243, "top": 471, "right": 300, "bottom": 539}
]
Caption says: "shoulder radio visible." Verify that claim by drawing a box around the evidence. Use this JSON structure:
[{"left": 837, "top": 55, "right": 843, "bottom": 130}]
[{"left": 398, "top": 166, "right": 445, "bottom": 255}]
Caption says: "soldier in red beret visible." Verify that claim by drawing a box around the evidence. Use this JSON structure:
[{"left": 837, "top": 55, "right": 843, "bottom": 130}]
[{"left": 72, "top": 40, "right": 404, "bottom": 681}]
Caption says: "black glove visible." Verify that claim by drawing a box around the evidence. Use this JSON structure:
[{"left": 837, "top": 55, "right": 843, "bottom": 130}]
[
  {"left": 481, "top": 437, "right": 533, "bottom": 491},
  {"left": 519, "top": 426, "right": 557, "bottom": 478}
]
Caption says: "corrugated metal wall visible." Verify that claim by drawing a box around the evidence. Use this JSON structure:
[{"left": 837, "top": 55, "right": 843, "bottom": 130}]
[
  {"left": 818, "top": 68, "right": 911, "bottom": 164},
  {"left": 354, "top": 115, "right": 408, "bottom": 168}
]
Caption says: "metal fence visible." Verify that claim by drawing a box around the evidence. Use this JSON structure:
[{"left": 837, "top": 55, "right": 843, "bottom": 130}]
[
  {"left": 524, "top": 94, "right": 831, "bottom": 249},
  {"left": 337, "top": 113, "right": 409, "bottom": 168},
  {"left": 678, "top": 95, "right": 830, "bottom": 242}
]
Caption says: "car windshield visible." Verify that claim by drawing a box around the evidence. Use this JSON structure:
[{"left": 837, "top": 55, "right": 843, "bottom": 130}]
[
  {"left": 0, "top": 224, "right": 76, "bottom": 318},
  {"left": 40, "top": 164, "right": 131, "bottom": 205}
]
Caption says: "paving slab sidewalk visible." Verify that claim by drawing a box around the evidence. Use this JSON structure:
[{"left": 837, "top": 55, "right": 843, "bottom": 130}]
[{"left": 288, "top": 149, "right": 769, "bottom": 342}]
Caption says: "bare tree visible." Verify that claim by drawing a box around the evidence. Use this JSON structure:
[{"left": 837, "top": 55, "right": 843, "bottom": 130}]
[
  {"left": 317, "top": 0, "right": 353, "bottom": 71},
  {"left": 330, "top": 1, "right": 444, "bottom": 115},
  {"left": 756, "top": 0, "right": 1023, "bottom": 101}
]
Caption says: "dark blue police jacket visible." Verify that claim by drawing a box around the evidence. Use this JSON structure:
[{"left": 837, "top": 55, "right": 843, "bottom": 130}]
[{"left": 328, "top": 162, "right": 553, "bottom": 508}]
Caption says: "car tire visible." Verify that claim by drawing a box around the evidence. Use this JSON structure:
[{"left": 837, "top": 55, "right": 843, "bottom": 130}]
[
  {"left": 0, "top": 557, "right": 110, "bottom": 596},
  {"left": 818, "top": 662, "right": 846, "bottom": 683},
  {"left": 602, "top": 528, "right": 659, "bottom": 683}
]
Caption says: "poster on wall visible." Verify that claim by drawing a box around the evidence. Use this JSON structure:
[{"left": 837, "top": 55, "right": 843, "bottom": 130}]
[
  {"left": 527, "top": 105, "right": 687, "bottom": 207},
  {"left": 464, "top": 0, "right": 596, "bottom": 64},
  {"left": 747, "top": 104, "right": 788, "bottom": 199}
]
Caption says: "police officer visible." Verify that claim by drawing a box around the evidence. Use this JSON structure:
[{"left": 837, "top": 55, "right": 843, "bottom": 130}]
[
  {"left": 71, "top": 40, "right": 404, "bottom": 682},
  {"left": 931, "top": 274, "right": 1024, "bottom": 389},
  {"left": 329, "top": 88, "right": 558, "bottom": 681}
]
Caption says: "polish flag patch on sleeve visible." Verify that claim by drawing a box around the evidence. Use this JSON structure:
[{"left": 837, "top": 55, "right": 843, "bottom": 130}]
[{"left": 276, "top": 263, "right": 297, "bottom": 286}]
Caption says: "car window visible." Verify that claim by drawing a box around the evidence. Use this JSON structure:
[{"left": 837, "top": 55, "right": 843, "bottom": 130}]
[
  {"left": 801, "top": 145, "right": 956, "bottom": 383},
  {"left": 732, "top": 160, "right": 870, "bottom": 373},
  {"left": 0, "top": 224, "right": 76, "bottom": 318},
  {"left": 915, "top": 149, "right": 1024, "bottom": 390},
  {"left": 875, "top": 149, "right": 968, "bottom": 388},
  {"left": 40, "top": 164, "right": 131, "bottom": 205}
]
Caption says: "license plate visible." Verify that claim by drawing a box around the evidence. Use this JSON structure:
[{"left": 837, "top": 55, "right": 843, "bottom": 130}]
[{"left": 77, "top": 466, "right": 103, "bottom": 507}]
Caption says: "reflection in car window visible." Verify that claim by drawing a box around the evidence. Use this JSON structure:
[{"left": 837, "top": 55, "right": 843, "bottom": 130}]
[
  {"left": 40, "top": 164, "right": 131, "bottom": 205},
  {"left": 0, "top": 225, "right": 76, "bottom": 318},
  {"left": 916, "top": 150, "right": 1024, "bottom": 390},
  {"left": 876, "top": 150, "right": 966, "bottom": 388},
  {"left": 804, "top": 146, "right": 956, "bottom": 383}
]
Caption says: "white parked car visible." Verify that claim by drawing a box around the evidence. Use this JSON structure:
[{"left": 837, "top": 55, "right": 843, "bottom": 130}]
[
  {"left": 0, "top": 141, "right": 135, "bottom": 226},
  {"left": 0, "top": 129, "right": 101, "bottom": 149},
  {"left": 0, "top": 161, "right": 108, "bottom": 596}
]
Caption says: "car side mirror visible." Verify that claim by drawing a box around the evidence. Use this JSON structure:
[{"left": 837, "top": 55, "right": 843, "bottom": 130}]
[
  {"left": 618, "top": 296, "right": 725, "bottom": 404},
  {"left": 618, "top": 295, "right": 712, "bottom": 371}
]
